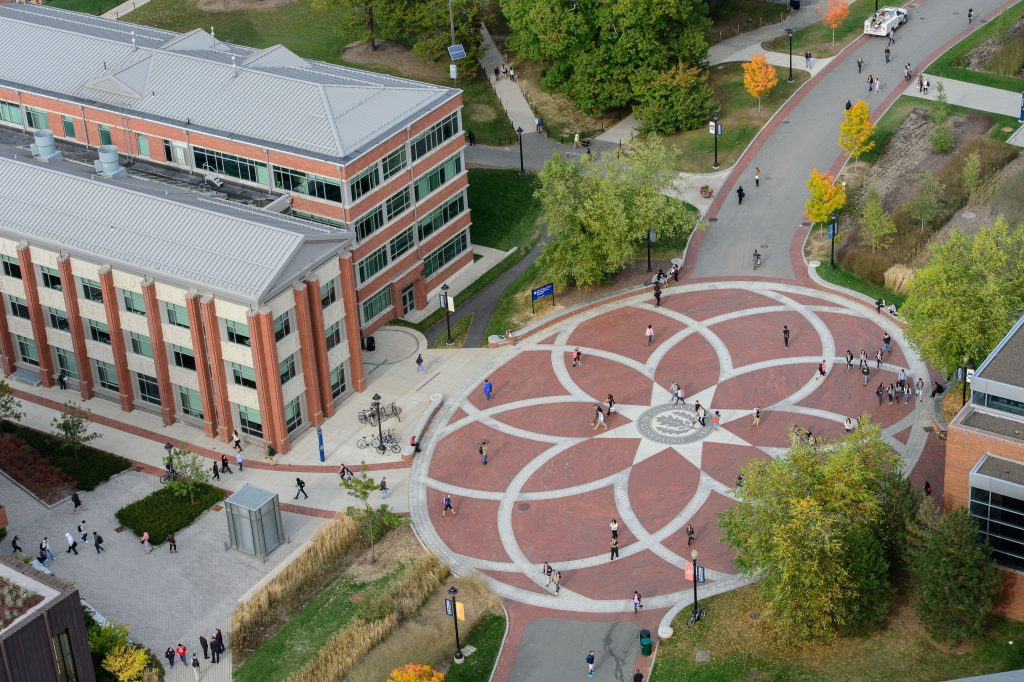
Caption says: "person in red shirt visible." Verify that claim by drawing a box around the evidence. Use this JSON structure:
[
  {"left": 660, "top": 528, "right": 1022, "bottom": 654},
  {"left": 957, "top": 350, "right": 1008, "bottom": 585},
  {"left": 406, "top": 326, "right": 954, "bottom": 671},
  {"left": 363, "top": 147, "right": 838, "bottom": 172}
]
[{"left": 176, "top": 643, "right": 187, "bottom": 664}]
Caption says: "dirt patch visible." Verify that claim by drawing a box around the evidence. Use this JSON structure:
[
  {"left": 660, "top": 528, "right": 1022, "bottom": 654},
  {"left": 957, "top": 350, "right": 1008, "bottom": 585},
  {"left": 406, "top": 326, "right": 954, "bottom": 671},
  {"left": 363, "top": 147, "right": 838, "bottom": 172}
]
[
  {"left": 197, "top": 0, "right": 297, "bottom": 11},
  {"left": 346, "top": 524, "right": 429, "bottom": 582},
  {"left": 342, "top": 40, "right": 446, "bottom": 81},
  {"left": 961, "top": 16, "right": 1024, "bottom": 77}
]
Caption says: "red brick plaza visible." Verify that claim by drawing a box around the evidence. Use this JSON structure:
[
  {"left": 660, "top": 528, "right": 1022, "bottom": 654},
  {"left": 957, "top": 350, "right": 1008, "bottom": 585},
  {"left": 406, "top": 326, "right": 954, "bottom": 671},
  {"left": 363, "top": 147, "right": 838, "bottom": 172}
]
[{"left": 410, "top": 279, "right": 940, "bottom": 666}]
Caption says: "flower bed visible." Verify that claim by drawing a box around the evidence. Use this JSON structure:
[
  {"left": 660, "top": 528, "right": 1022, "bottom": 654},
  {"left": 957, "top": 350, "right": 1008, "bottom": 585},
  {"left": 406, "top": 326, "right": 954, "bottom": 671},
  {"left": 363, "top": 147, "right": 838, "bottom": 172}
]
[
  {"left": 0, "top": 433, "right": 76, "bottom": 503},
  {"left": 3, "top": 422, "right": 130, "bottom": 491},
  {"left": 115, "top": 483, "right": 224, "bottom": 545},
  {"left": 0, "top": 576, "right": 43, "bottom": 628}
]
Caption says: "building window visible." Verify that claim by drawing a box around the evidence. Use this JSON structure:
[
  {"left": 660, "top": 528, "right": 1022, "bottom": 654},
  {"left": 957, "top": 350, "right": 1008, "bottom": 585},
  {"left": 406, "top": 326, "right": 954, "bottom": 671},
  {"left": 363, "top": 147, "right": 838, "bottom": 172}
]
[
  {"left": 179, "top": 386, "right": 203, "bottom": 418},
  {"left": 273, "top": 167, "right": 342, "bottom": 203},
  {"left": 357, "top": 245, "right": 388, "bottom": 284},
  {"left": 987, "top": 395, "right": 1024, "bottom": 418},
  {"left": 385, "top": 187, "right": 411, "bottom": 221},
  {"left": 417, "top": 192, "right": 466, "bottom": 241},
  {"left": 382, "top": 146, "right": 408, "bottom": 180},
  {"left": 136, "top": 134, "right": 150, "bottom": 158},
  {"left": 194, "top": 146, "right": 269, "bottom": 185},
  {"left": 361, "top": 286, "right": 392, "bottom": 324},
  {"left": 96, "top": 360, "right": 118, "bottom": 391},
  {"left": 81, "top": 278, "right": 103, "bottom": 303},
  {"left": 24, "top": 107, "right": 49, "bottom": 131},
  {"left": 47, "top": 307, "right": 70, "bottom": 332},
  {"left": 413, "top": 153, "right": 462, "bottom": 201},
  {"left": 273, "top": 312, "right": 291, "bottom": 341},
  {"left": 349, "top": 165, "right": 381, "bottom": 202},
  {"left": 99, "top": 125, "right": 112, "bottom": 146},
  {"left": 423, "top": 230, "right": 469, "bottom": 277},
  {"left": 56, "top": 347, "right": 78, "bottom": 379},
  {"left": 971, "top": 486, "right": 1024, "bottom": 572},
  {"left": 123, "top": 290, "right": 146, "bottom": 315},
  {"left": 389, "top": 228, "right": 415, "bottom": 261},
  {"left": 237, "top": 404, "right": 263, "bottom": 437},
  {"left": 16, "top": 335, "right": 38, "bottom": 367},
  {"left": 129, "top": 332, "right": 153, "bottom": 357},
  {"left": 137, "top": 373, "right": 161, "bottom": 405},
  {"left": 284, "top": 396, "right": 303, "bottom": 433},
  {"left": 41, "top": 266, "right": 62, "bottom": 291},
  {"left": 226, "top": 320, "right": 251, "bottom": 347},
  {"left": 279, "top": 353, "right": 297, "bottom": 384},
  {"left": 330, "top": 363, "right": 346, "bottom": 399},
  {"left": 320, "top": 280, "right": 337, "bottom": 308},
  {"left": 354, "top": 205, "right": 385, "bottom": 241},
  {"left": 231, "top": 363, "right": 257, "bottom": 389},
  {"left": 172, "top": 345, "right": 196, "bottom": 371},
  {"left": 410, "top": 112, "right": 460, "bottom": 162},
  {"left": 61, "top": 115, "right": 75, "bottom": 139},
  {"left": 88, "top": 319, "right": 111, "bottom": 345},
  {"left": 0, "top": 100, "right": 23, "bottom": 126},
  {"left": 325, "top": 321, "right": 341, "bottom": 350},
  {"left": 9, "top": 296, "right": 30, "bottom": 320},
  {"left": 51, "top": 629, "right": 79, "bottom": 682},
  {"left": 1, "top": 254, "right": 21, "bottom": 280},
  {"left": 166, "top": 303, "right": 189, "bottom": 328}
]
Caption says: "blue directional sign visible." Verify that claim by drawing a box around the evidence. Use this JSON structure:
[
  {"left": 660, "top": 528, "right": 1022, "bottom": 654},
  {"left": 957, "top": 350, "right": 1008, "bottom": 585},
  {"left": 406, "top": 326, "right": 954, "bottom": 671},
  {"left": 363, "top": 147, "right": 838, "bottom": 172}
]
[
  {"left": 696, "top": 565, "right": 706, "bottom": 585},
  {"left": 448, "top": 44, "right": 467, "bottom": 60},
  {"left": 316, "top": 426, "right": 325, "bottom": 462},
  {"left": 1019, "top": 91, "right": 1024, "bottom": 122},
  {"left": 444, "top": 597, "right": 455, "bottom": 617},
  {"left": 532, "top": 283, "right": 554, "bottom": 301}
]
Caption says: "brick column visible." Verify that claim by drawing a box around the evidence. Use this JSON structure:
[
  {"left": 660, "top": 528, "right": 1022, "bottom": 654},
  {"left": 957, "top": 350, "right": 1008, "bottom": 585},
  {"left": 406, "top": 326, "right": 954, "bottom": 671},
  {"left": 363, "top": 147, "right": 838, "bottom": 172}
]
[
  {"left": 98, "top": 267, "right": 134, "bottom": 411},
  {"left": 16, "top": 244, "right": 54, "bottom": 387},
  {"left": 293, "top": 283, "right": 324, "bottom": 427},
  {"left": 141, "top": 281, "right": 175, "bottom": 426},
  {"left": 338, "top": 254, "right": 367, "bottom": 392},
  {"left": 57, "top": 257, "right": 93, "bottom": 399},
  {"left": 304, "top": 276, "right": 335, "bottom": 418},
  {"left": 248, "top": 309, "right": 289, "bottom": 454},
  {"left": 0, "top": 294, "right": 16, "bottom": 375},
  {"left": 413, "top": 276, "right": 426, "bottom": 312},
  {"left": 200, "top": 296, "right": 233, "bottom": 441},
  {"left": 185, "top": 293, "right": 217, "bottom": 438}
]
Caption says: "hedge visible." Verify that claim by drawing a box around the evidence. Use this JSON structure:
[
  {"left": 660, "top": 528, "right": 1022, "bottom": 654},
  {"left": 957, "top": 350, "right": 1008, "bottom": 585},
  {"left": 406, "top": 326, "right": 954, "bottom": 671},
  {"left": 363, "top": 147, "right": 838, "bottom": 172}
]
[
  {"left": 115, "top": 483, "right": 224, "bottom": 545},
  {"left": 2, "top": 422, "right": 130, "bottom": 490}
]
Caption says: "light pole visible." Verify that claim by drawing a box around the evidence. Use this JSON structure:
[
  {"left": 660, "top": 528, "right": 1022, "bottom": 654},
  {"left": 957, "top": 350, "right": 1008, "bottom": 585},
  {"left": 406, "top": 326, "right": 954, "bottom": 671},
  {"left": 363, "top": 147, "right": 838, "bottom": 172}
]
[
  {"left": 828, "top": 210, "right": 839, "bottom": 270},
  {"left": 961, "top": 356, "right": 971, "bottom": 406},
  {"left": 689, "top": 548, "right": 702, "bottom": 625},
  {"left": 516, "top": 126, "right": 525, "bottom": 174},
  {"left": 441, "top": 283, "right": 453, "bottom": 345},
  {"left": 371, "top": 393, "right": 385, "bottom": 453},
  {"left": 448, "top": 585, "right": 464, "bottom": 662},
  {"left": 787, "top": 28, "right": 795, "bottom": 82},
  {"left": 711, "top": 112, "right": 720, "bottom": 170},
  {"left": 646, "top": 227, "right": 657, "bottom": 272}
]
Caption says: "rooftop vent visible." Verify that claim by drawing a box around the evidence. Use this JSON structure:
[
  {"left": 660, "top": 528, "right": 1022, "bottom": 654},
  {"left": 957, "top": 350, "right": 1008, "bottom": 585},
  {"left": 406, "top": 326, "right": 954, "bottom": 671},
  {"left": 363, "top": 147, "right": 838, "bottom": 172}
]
[
  {"left": 30, "top": 130, "right": 62, "bottom": 162},
  {"left": 94, "top": 145, "right": 126, "bottom": 179}
]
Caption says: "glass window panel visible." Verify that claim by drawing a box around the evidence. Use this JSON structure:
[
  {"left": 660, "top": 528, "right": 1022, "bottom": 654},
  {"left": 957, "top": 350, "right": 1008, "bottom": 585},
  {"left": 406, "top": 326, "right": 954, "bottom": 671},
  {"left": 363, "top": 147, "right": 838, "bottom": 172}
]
[
  {"left": 16, "top": 335, "right": 38, "bottom": 366},
  {"left": 24, "top": 107, "right": 49, "bottom": 131},
  {"left": 320, "top": 280, "right": 337, "bottom": 308},
  {"left": 166, "top": 303, "right": 189, "bottom": 328},
  {"left": 9, "top": 296, "right": 30, "bottom": 319},
  {"left": 389, "top": 228, "right": 415, "bottom": 261},
  {"left": 423, "top": 230, "right": 469, "bottom": 277},
  {"left": 385, "top": 187, "right": 411, "bottom": 221},
  {"left": 354, "top": 205, "right": 385, "bottom": 241},
  {"left": 226, "top": 320, "right": 251, "bottom": 347},
  {"left": 129, "top": 332, "right": 153, "bottom": 357},
  {"left": 284, "top": 396, "right": 302, "bottom": 433},
  {"left": 81, "top": 278, "right": 103, "bottom": 303},
  {"left": 410, "top": 112, "right": 460, "bottom": 161},
  {"left": 349, "top": 165, "right": 381, "bottom": 202},
  {"left": 172, "top": 345, "right": 196, "bottom": 371},
  {"left": 360, "top": 286, "right": 392, "bottom": 324},
  {"left": 47, "top": 307, "right": 70, "bottom": 331},
  {"left": 62, "top": 116, "right": 76, "bottom": 139},
  {"left": 381, "top": 147, "right": 408, "bottom": 179},
  {"left": 237, "top": 404, "right": 263, "bottom": 437},
  {"left": 330, "top": 363, "right": 346, "bottom": 398},
  {"left": 417, "top": 193, "right": 466, "bottom": 241},
  {"left": 99, "top": 125, "right": 112, "bottom": 146},
  {"left": 137, "top": 374, "right": 161, "bottom": 405},
  {"left": 179, "top": 386, "right": 204, "bottom": 418},
  {"left": 88, "top": 319, "right": 111, "bottom": 345},
  {"left": 136, "top": 133, "right": 150, "bottom": 158},
  {"left": 0, "top": 100, "right": 23, "bottom": 126},
  {"left": 231, "top": 363, "right": 257, "bottom": 389},
  {"left": 357, "top": 245, "right": 389, "bottom": 284},
  {"left": 56, "top": 348, "right": 78, "bottom": 379},
  {"left": 122, "top": 290, "right": 146, "bottom": 315},
  {"left": 274, "top": 312, "right": 291, "bottom": 341},
  {"left": 1, "top": 255, "right": 21, "bottom": 280},
  {"left": 41, "top": 267, "right": 62, "bottom": 291},
  {"left": 279, "top": 353, "right": 296, "bottom": 384},
  {"left": 413, "top": 153, "right": 463, "bottom": 201},
  {"left": 325, "top": 321, "right": 341, "bottom": 350},
  {"left": 96, "top": 360, "right": 118, "bottom": 391}
]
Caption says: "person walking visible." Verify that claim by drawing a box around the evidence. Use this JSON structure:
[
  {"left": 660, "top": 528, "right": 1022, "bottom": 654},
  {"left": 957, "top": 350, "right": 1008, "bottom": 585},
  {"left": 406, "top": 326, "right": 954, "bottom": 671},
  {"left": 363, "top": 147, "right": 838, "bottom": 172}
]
[
  {"left": 586, "top": 651, "right": 596, "bottom": 678},
  {"left": 634, "top": 669, "right": 645, "bottom": 682},
  {"left": 493, "top": 65, "right": 500, "bottom": 80},
  {"left": 876, "top": 349, "right": 884, "bottom": 368},
  {"left": 968, "top": 7, "right": 974, "bottom": 23},
  {"left": 633, "top": 590, "right": 644, "bottom": 613},
  {"left": 176, "top": 643, "right": 187, "bottom": 665},
  {"left": 71, "top": 492, "right": 82, "bottom": 511},
  {"left": 610, "top": 519, "right": 619, "bottom": 538},
  {"left": 868, "top": 74, "right": 875, "bottom": 91},
  {"left": 857, "top": 57, "right": 863, "bottom": 73},
  {"left": 236, "top": 450, "right": 244, "bottom": 471},
  {"left": 645, "top": 324, "right": 655, "bottom": 346},
  {"left": 713, "top": 410, "right": 720, "bottom": 431},
  {"left": 294, "top": 478, "right": 308, "bottom": 499},
  {"left": 887, "top": 383, "right": 896, "bottom": 404},
  {"left": 686, "top": 522, "right": 695, "bottom": 547},
  {"left": 862, "top": 363, "right": 870, "bottom": 386},
  {"left": 442, "top": 493, "right": 456, "bottom": 516},
  {"left": 210, "top": 635, "right": 221, "bottom": 664},
  {"left": 572, "top": 347, "right": 583, "bottom": 367},
  {"left": 231, "top": 429, "right": 242, "bottom": 452},
  {"left": 874, "top": 76, "right": 881, "bottom": 93},
  {"left": 58, "top": 368, "right": 67, "bottom": 390},
  {"left": 817, "top": 360, "right": 827, "bottom": 379},
  {"left": 191, "top": 653, "right": 200, "bottom": 681},
  {"left": 42, "top": 537, "right": 55, "bottom": 562},
  {"left": 736, "top": 185, "right": 745, "bottom": 205},
  {"left": 876, "top": 383, "right": 885, "bottom": 405},
  {"left": 887, "top": 29, "right": 895, "bottom": 46},
  {"left": 552, "top": 569, "right": 561, "bottom": 594},
  {"left": 167, "top": 532, "right": 177, "bottom": 553},
  {"left": 882, "top": 332, "right": 892, "bottom": 354},
  {"left": 221, "top": 454, "right": 233, "bottom": 474},
  {"left": 904, "top": 383, "right": 912, "bottom": 404},
  {"left": 65, "top": 532, "right": 78, "bottom": 555},
  {"left": 918, "top": 73, "right": 925, "bottom": 93},
  {"left": 606, "top": 394, "right": 616, "bottom": 415},
  {"left": 783, "top": 325, "right": 790, "bottom": 348},
  {"left": 543, "top": 561, "right": 553, "bottom": 587},
  {"left": 860, "top": 349, "right": 868, "bottom": 368},
  {"left": 845, "top": 99, "right": 853, "bottom": 111},
  {"left": 845, "top": 350, "right": 854, "bottom": 371},
  {"left": 653, "top": 284, "right": 661, "bottom": 307},
  {"left": 610, "top": 536, "right": 619, "bottom": 560},
  {"left": 93, "top": 532, "right": 104, "bottom": 554},
  {"left": 670, "top": 382, "right": 681, "bottom": 404},
  {"left": 379, "top": 477, "right": 390, "bottom": 499},
  {"left": 573, "top": 132, "right": 582, "bottom": 150},
  {"left": 804, "top": 50, "right": 812, "bottom": 68},
  {"left": 165, "top": 648, "right": 176, "bottom": 668},
  {"left": 211, "top": 460, "right": 220, "bottom": 480},
  {"left": 916, "top": 377, "right": 924, "bottom": 399},
  {"left": 416, "top": 354, "right": 426, "bottom": 373},
  {"left": 78, "top": 520, "right": 88, "bottom": 544},
  {"left": 752, "top": 407, "right": 761, "bottom": 427},
  {"left": 11, "top": 534, "right": 21, "bottom": 555},
  {"left": 483, "top": 378, "right": 494, "bottom": 401},
  {"left": 754, "top": 167, "right": 761, "bottom": 188},
  {"left": 844, "top": 417, "right": 854, "bottom": 434},
  {"left": 924, "top": 481, "right": 933, "bottom": 496},
  {"left": 592, "top": 405, "right": 608, "bottom": 431},
  {"left": 467, "top": 130, "right": 476, "bottom": 146},
  {"left": 479, "top": 441, "right": 488, "bottom": 465}
]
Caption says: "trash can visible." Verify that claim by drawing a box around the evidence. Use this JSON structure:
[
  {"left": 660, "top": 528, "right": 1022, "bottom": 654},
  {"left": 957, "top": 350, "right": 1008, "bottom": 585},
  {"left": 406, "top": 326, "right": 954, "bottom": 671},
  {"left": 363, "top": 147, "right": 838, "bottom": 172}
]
[
  {"left": 639, "top": 629, "right": 653, "bottom": 656},
  {"left": 365, "top": 336, "right": 376, "bottom": 352},
  {"left": 790, "top": 0, "right": 801, "bottom": 9}
]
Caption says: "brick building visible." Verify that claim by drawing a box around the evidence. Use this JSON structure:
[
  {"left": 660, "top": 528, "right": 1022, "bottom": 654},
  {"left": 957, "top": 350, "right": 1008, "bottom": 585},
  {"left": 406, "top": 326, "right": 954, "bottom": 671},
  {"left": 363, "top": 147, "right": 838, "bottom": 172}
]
[
  {"left": 0, "top": 4, "right": 473, "bottom": 333},
  {"left": 0, "top": 139, "right": 359, "bottom": 454},
  {"left": 946, "top": 314, "right": 1024, "bottom": 619}
]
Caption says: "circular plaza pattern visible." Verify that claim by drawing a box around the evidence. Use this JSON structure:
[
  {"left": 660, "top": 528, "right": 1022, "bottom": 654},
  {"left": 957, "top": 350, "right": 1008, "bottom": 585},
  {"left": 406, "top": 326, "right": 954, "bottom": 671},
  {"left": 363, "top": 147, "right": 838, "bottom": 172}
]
[{"left": 410, "top": 281, "right": 932, "bottom": 614}]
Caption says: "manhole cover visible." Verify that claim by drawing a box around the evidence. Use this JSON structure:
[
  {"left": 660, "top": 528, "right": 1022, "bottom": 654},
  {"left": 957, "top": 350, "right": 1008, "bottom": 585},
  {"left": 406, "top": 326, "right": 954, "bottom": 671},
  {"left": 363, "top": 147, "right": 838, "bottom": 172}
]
[
  {"left": 760, "top": 243, "right": 768, "bottom": 249},
  {"left": 636, "top": 404, "right": 714, "bottom": 445},
  {"left": 517, "top": 503, "right": 531, "bottom": 511}
]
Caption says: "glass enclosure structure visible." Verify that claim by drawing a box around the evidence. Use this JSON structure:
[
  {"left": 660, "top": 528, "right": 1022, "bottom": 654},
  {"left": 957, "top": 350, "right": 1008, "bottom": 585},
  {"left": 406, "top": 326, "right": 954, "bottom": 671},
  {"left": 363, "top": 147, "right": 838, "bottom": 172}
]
[{"left": 224, "top": 484, "right": 284, "bottom": 559}]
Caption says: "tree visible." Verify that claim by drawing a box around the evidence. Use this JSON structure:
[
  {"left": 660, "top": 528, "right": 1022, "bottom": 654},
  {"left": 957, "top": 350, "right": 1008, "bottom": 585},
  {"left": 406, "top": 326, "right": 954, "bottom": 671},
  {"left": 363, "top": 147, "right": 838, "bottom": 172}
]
[
  {"left": 858, "top": 185, "right": 896, "bottom": 251},
  {"left": 0, "top": 380, "right": 23, "bottom": 432},
  {"left": 388, "top": 663, "right": 445, "bottom": 682},
  {"left": 742, "top": 54, "right": 778, "bottom": 111},
  {"left": 164, "top": 445, "right": 209, "bottom": 505},
  {"left": 908, "top": 502, "right": 1001, "bottom": 640},
  {"left": 932, "top": 81, "right": 949, "bottom": 123},
  {"left": 909, "top": 171, "right": 944, "bottom": 231},
  {"left": 901, "top": 218, "right": 1024, "bottom": 376},
  {"left": 500, "top": 0, "right": 711, "bottom": 113},
  {"left": 51, "top": 402, "right": 100, "bottom": 462},
  {"left": 961, "top": 150, "right": 981, "bottom": 198},
  {"left": 804, "top": 168, "right": 846, "bottom": 229},
  {"left": 341, "top": 461, "right": 404, "bottom": 562},
  {"left": 537, "top": 134, "right": 697, "bottom": 287},
  {"left": 874, "top": 471, "right": 921, "bottom": 575},
  {"left": 102, "top": 644, "right": 149, "bottom": 682},
  {"left": 930, "top": 120, "right": 953, "bottom": 153},
  {"left": 840, "top": 525, "right": 893, "bottom": 635},
  {"left": 837, "top": 99, "right": 875, "bottom": 160},
  {"left": 634, "top": 62, "right": 714, "bottom": 134},
  {"left": 719, "top": 418, "right": 900, "bottom": 640},
  {"left": 818, "top": 0, "right": 850, "bottom": 44}
]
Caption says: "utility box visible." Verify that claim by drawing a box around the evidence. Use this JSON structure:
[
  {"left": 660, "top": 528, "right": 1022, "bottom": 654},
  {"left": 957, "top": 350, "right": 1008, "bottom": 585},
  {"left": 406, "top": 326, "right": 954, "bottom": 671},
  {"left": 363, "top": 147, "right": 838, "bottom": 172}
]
[
  {"left": 639, "top": 629, "right": 653, "bottom": 656},
  {"left": 224, "top": 484, "right": 284, "bottom": 559}
]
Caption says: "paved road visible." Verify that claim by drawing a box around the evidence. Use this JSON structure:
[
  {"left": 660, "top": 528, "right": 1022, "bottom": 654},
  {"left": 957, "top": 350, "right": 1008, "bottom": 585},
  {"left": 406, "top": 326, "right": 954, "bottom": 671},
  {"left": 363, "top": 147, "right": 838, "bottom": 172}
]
[{"left": 691, "top": 0, "right": 1013, "bottom": 280}]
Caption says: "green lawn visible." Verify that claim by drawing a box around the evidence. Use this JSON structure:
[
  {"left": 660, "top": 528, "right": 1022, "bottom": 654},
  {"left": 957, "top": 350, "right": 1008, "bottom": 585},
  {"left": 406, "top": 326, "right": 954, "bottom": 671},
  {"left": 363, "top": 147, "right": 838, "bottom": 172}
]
[
  {"left": 4, "top": 422, "right": 131, "bottom": 491},
  {"left": 928, "top": 1, "right": 1024, "bottom": 92},
  {"left": 467, "top": 170, "right": 542, "bottom": 251},
  {"left": 813, "top": 263, "right": 906, "bottom": 307},
  {"left": 433, "top": 314, "right": 474, "bottom": 348},
  {"left": 652, "top": 586, "right": 1024, "bottom": 682},
  {"left": 662, "top": 63, "right": 808, "bottom": 172},
  {"left": 443, "top": 613, "right": 506, "bottom": 682},
  {"left": 47, "top": 0, "right": 123, "bottom": 15},
  {"left": 764, "top": 0, "right": 889, "bottom": 58}
]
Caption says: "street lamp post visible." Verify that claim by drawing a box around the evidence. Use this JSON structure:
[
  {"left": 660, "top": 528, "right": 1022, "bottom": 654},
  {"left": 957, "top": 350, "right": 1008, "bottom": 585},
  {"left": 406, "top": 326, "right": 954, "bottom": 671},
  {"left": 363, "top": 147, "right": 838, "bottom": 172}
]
[
  {"left": 829, "top": 210, "right": 839, "bottom": 270},
  {"left": 371, "top": 393, "right": 385, "bottom": 453},
  {"left": 961, "top": 356, "right": 971, "bottom": 407},
  {"left": 448, "top": 585, "right": 464, "bottom": 662},
  {"left": 646, "top": 227, "right": 657, "bottom": 272},
  {"left": 787, "top": 28, "right": 795, "bottom": 82},
  {"left": 711, "top": 112, "right": 720, "bottom": 170},
  {"left": 441, "top": 283, "right": 453, "bottom": 345},
  {"left": 516, "top": 126, "right": 525, "bottom": 174},
  {"left": 689, "top": 548, "right": 702, "bottom": 625}
]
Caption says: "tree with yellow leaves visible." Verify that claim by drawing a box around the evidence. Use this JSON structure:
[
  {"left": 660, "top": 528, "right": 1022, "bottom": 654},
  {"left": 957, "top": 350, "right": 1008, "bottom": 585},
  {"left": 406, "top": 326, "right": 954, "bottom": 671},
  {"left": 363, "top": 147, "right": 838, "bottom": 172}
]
[
  {"left": 742, "top": 54, "right": 778, "bottom": 111},
  {"left": 818, "top": 0, "right": 850, "bottom": 44},
  {"left": 388, "top": 663, "right": 445, "bottom": 682},
  {"left": 837, "top": 99, "right": 876, "bottom": 161},
  {"left": 805, "top": 168, "right": 846, "bottom": 228}
]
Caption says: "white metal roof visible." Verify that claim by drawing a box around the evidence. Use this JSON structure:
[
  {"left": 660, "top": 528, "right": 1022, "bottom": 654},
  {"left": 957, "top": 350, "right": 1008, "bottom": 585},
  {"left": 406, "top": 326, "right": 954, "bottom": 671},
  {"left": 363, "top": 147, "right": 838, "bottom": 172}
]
[
  {"left": 0, "top": 146, "right": 353, "bottom": 305},
  {"left": 0, "top": 4, "right": 459, "bottom": 163}
]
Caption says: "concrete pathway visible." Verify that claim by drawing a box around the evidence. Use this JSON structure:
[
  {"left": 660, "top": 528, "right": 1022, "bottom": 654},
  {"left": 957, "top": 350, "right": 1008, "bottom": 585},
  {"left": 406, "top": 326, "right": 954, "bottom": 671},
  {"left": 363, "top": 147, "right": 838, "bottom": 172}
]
[
  {"left": 102, "top": 0, "right": 152, "bottom": 19},
  {"left": 903, "top": 75, "right": 1024, "bottom": 119},
  {"left": 708, "top": 1, "right": 827, "bottom": 65}
]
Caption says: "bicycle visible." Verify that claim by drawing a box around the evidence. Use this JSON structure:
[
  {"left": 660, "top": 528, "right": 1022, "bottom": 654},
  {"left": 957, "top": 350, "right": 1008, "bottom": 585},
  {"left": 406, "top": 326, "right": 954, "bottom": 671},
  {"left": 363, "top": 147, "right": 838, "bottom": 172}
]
[
  {"left": 159, "top": 469, "right": 178, "bottom": 484},
  {"left": 358, "top": 409, "right": 380, "bottom": 426},
  {"left": 381, "top": 402, "right": 402, "bottom": 421},
  {"left": 355, "top": 435, "right": 402, "bottom": 454}
]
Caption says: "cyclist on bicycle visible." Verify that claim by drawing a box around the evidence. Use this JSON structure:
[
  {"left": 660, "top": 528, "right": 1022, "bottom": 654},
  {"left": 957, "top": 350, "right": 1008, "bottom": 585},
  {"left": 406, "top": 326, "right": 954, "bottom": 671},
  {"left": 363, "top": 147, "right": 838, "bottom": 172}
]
[{"left": 752, "top": 249, "right": 762, "bottom": 268}]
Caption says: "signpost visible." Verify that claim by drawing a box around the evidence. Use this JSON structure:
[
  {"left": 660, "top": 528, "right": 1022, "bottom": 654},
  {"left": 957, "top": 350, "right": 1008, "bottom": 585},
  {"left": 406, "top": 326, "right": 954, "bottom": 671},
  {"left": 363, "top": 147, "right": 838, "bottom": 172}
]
[
  {"left": 709, "top": 113, "right": 722, "bottom": 169},
  {"left": 531, "top": 282, "right": 554, "bottom": 314},
  {"left": 828, "top": 211, "right": 839, "bottom": 270},
  {"left": 316, "top": 425, "right": 324, "bottom": 462},
  {"left": 440, "top": 284, "right": 455, "bottom": 345},
  {"left": 1019, "top": 91, "right": 1023, "bottom": 122}
]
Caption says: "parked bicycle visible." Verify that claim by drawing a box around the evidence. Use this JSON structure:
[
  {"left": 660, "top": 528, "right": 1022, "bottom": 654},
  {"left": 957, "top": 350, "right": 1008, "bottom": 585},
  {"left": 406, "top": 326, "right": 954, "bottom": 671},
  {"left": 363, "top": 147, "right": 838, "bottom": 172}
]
[
  {"left": 357, "top": 409, "right": 380, "bottom": 426},
  {"left": 159, "top": 469, "right": 178, "bottom": 484},
  {"left": 355, "top": 434, "right": 402, "bottom": 453},
  {"left": 380, "top": 402, "right": 402, "bottom": 421}
]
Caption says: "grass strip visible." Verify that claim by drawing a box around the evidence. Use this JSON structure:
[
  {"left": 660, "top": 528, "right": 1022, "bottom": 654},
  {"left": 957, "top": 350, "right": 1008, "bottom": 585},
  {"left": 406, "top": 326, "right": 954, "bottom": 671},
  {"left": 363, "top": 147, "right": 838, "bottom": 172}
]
[
  {"left": 927, "top": 1, "right": 1024, "bottom": 92},
  {"left": 442, "top": 612, "right": 507, "bottom": 682},
  {"left": 814, "top": 262, "right": 906, "bottom": 307},
  {"left": 432, "top": 314, "right": 474, "bottom": 348}
]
